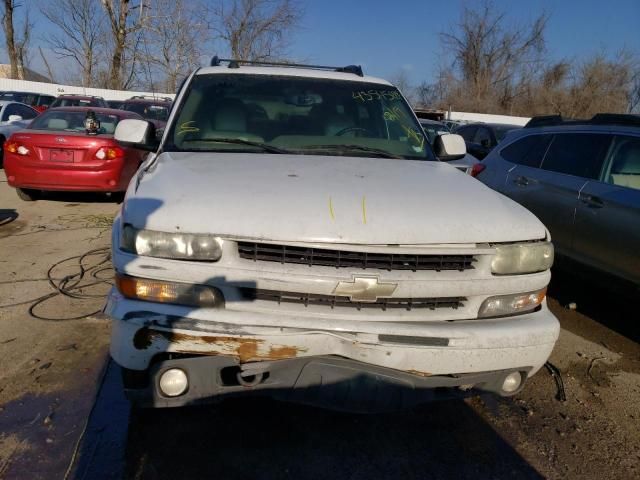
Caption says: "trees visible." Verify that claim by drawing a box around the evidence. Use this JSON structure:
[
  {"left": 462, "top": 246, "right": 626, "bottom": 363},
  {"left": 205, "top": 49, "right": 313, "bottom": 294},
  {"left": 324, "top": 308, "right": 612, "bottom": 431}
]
[
  {"left": 214, "top": 0, "right": 303, "bottom": 61},
  {"left": 39, "top": 0, "right": 304, "bottom": 91},
  {"left": 41, "top": 0, "right": 106, "bottom": 87},
  {"left": 439, "top": 0, "right": 547, "bottom": 113},
  {"left": 2, "top": 0, "right": 31, "bottom": 80},
  {"left": 417, "top": 1, "right": 639, "bottom": 117},
  {"left": 139, "top": 0, "right": 206, "bottom": 93},
  {"left": 100, "top": 0, "right": 145, "bottom": 90}
]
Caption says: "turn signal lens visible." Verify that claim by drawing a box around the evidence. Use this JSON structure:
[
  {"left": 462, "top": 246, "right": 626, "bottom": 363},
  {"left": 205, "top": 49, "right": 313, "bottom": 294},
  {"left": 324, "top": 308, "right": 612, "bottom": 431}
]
[
  {"left": 116, "top": 274, "right": 224, "bottom": 308},
  {"left": 5, "top": 142, "right": 29, "bottom": 155},
  {"left": 95, "top": 146, "right": 125, "bottom": 160},
  {"left": 478, "top": 288, "right": 546, "bottom": 318}
]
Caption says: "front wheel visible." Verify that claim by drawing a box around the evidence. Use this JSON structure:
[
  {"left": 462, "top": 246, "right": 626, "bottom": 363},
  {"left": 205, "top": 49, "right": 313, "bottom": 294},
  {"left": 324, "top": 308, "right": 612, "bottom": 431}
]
[{"left": 16, "top": 188, "right": 40, "bottom": 201}]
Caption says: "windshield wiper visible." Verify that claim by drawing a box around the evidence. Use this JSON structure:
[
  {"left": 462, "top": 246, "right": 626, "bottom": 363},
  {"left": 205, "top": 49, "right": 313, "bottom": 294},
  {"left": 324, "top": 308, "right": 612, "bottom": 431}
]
[
  {"left": 182, "top": 137, "right": 291, "bottom": 154},
  {"left": 300, "top": 144, "right": 404, "bottom": 159}
]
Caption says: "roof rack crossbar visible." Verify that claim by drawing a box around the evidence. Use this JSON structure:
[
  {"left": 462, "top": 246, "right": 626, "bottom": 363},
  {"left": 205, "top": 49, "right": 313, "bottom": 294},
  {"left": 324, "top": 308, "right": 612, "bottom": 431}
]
[{"left": 210, "top": 56, "right": 363, "bottom": 77}]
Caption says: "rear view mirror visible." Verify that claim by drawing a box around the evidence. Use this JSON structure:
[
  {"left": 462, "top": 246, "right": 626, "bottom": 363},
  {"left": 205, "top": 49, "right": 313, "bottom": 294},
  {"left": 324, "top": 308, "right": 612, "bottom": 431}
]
[
  {"left": 8, "top": 115, "right": 23, "bottom": 123},
  {"left": 114, "top": 119, "right": 158, "bottom": 151},
  {"left": 434, "top": 134, "right": 466, "bottom": 161}
]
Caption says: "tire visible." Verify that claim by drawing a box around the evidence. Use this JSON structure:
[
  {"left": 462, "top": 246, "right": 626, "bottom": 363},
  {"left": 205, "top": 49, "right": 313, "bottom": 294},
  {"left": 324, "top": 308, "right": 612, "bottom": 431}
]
[{"left": 16, "top": 188, "right": 40, "bottom": 201}]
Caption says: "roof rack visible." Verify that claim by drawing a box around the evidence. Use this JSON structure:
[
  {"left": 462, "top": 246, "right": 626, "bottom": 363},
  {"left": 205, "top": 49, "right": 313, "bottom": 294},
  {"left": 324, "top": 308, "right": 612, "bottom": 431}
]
[
  {"left": 128, "top": 95, "right": 173, "bottom": 102},
  {"left": 59, "top": 93, "right": 105, "bottom": 99},
  {"left": 210, "top": 56, "right": 364, "bottom": 77},
  {"left": 525, "top": 113, "right": 640, "bottom": 128}
]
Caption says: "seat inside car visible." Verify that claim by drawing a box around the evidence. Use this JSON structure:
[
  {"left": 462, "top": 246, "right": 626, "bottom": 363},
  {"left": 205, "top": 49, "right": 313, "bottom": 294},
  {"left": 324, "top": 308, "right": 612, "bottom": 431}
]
[
  {"left": 609, "top": 140, "right": 640, "bottom": 189},
  {"left": 212, "top": 99, "right": 247, "bottom": 132},
  {"left": 48, "top": 118, "right": 68, "bottom": 130}
]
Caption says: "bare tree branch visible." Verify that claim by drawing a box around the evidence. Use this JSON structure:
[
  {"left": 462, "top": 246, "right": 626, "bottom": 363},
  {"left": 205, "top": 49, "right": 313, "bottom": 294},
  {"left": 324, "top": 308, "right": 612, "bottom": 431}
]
[{"left": 213, "top": 0, "right": 303, "bottom": 61}]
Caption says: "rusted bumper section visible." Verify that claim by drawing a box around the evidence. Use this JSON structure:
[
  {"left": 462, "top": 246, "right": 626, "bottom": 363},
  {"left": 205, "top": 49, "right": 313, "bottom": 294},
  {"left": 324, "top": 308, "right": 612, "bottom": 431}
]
[
  {"left": 120, "top": 355, "right": 532, "bottom": 412},
  {"left": 109, "top": 310, "right": 557, "bottom": 377}
]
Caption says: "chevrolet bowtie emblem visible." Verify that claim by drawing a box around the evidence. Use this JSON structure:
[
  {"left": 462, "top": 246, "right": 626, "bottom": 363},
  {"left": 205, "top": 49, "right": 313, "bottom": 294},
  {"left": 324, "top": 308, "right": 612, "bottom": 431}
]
[{"left": 334, "top": 277, "right": 397, "bottom": 303}]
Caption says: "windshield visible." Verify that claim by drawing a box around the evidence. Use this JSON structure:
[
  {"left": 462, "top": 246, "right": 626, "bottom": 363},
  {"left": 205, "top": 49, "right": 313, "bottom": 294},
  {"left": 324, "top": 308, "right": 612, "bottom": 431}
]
[
  {"left": 124, "top": 102, "right": 170, "bottom": 122},
  {"left": 0, "top": 92, "right": 35, "bottom": 104},
  {"left": 29, "top": 110, "right": 122, "bottom": 134},
  {"left": 51, "top": 97, "right": 104, "bottom": 107},
  {"left": 166, "top": 74, "right": 434, "bottom": 160}
]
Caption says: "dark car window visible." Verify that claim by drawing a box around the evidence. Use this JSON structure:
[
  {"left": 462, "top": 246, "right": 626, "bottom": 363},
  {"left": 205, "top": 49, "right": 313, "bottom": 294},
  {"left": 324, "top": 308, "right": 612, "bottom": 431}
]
[
  {"left": 501, "top": 134, "right": 553, "bottom": 168},
  {"left": 123, "top": 102, "right": 170, "bottom": 122},
  {"left": 474, "top": 127, "right": 491, "bottom": 145},
  {"left": 541, "top": 133, "right": 612, "bottom": 179},
  {"left": 15, "top": 104, "right": 37, "bottom": 119},
  {"left": 606, "top": 135, "right": 640, "bottom": 191},
  {"left": 2, "top": 104, "right": 21, "bottom": 121},
  {"left": 50, "top": 97, "right": 106, "bottom": 108},
  {"left": 456, "top": 125, "right": 477, "bottom": 142},
  {"left": 38, "top": 95, "right": 56, "bottom": 107}
]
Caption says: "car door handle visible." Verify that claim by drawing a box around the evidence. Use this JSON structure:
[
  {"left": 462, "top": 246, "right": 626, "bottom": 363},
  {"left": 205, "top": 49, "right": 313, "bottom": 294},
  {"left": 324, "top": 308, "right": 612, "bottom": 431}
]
[
  {"left": 513, "top": 175, "right": 529, "bottom": 187},
  {"left": 580, "top": 194, "right": 604, "bottom": 208}
]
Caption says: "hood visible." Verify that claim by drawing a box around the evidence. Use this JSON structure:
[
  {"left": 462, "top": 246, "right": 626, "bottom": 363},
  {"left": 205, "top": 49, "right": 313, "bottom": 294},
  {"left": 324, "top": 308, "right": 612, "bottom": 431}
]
[{"left": 123, "top": 152, "right": 546, "bottom": 245}]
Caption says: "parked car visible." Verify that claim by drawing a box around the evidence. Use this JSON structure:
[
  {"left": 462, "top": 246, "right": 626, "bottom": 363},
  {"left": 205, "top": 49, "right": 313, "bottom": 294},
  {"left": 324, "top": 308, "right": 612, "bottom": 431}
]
[
  {"left": 105, "top": 58, "right": 559, "bottom": 412},
  {"left": 455, "top": 122, "right": 521, "bottom": 160},
  {"left": 418, "top": 118, "right": 450, "bottom": 143},
  {"left": 120, "top": 96, "right": 172, "bottom": 130},
  {"left": 0, "top": 101, "right": 39, "bottom": 167},
  {"left": 0, "top": 91, "right": 56, "bottom": 112},
  {"left": 477, "top": 114, "right": 640, "bottom": 287},
  {"left": 3, "top": 107, "right": 146, "bottom": 200},
  {"left": 107, "top": 100, "right": 125, "bottom": 110},
  {"left": 49, "top": 94, "right": 108, "bottom": 108},
  {"left": 419, "top": 120, "right": 480, "bottom": 175}
]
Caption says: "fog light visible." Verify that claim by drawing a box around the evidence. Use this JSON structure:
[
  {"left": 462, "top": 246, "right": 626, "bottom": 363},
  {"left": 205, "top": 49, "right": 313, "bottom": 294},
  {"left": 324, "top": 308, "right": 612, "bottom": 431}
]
[
  {"left": 502, "top": 372, "right": 522, "bottom": 393},
  {"left": 159, "top": 368, "right": 188, "bottom": 397}
]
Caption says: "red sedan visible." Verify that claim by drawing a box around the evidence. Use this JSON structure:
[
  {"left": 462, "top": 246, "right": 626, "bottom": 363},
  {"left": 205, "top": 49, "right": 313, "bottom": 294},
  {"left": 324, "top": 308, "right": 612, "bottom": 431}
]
[{"left": 3, "top": 107, "right": 147, "bottom": 201}]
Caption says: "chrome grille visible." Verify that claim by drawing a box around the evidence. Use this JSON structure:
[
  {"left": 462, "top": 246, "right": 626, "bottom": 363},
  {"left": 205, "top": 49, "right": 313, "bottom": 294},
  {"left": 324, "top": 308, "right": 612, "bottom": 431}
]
[
  {"left": 240, "top": 289, "right": 466, "bottom": 311},
  {"left": 237, "top": 242, "right": 475, "bottom": 272}
]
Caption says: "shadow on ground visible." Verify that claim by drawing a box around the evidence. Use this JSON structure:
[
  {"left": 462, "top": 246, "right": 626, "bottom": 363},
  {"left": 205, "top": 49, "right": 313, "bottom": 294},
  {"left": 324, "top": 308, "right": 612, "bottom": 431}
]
[
  {"left": 29, "top": 191, "right": 122, "bottom": 204},
  {"left": 548, "top": 266, "right": 639, "bottom": 344},
  {"left": 71, "top": 363, "right": 543, "bottom": 480}
]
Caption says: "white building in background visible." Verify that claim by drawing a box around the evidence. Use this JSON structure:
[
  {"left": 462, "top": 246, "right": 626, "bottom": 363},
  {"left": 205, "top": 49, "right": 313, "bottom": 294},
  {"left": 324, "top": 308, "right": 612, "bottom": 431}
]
[{"left": 0, "top": 74, "right": 174, "bottom": 101}]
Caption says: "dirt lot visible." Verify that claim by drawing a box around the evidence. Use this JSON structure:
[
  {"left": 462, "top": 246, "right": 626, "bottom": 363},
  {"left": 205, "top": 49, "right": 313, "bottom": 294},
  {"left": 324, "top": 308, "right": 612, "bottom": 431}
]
[{"left": 0, "top": 176, "right": 639, "bottom": 479}]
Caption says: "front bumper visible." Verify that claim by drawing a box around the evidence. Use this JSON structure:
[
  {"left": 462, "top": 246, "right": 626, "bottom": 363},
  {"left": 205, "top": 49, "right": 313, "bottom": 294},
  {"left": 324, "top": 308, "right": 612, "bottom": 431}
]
[
  {"left": 123, "top": 355, "right": 532, "bottom": 412},
  {"left": 106, "top": 288, "right": 560, "bottom": 409}
]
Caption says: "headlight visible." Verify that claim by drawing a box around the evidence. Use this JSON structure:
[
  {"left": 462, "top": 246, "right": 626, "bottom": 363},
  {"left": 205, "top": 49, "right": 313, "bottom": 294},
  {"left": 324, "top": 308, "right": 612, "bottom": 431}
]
[
  {"left": 491, "top": 242, "right": 554, "bottom": 275},
  {"left": 116, "top": 274, "right": 224, "bottom": 308},
  {"left": 478, "top": 288, "right": 546, "bottom": 318},
  {"left": 121, "top": 225, "right": 222, "bottom": 261}
]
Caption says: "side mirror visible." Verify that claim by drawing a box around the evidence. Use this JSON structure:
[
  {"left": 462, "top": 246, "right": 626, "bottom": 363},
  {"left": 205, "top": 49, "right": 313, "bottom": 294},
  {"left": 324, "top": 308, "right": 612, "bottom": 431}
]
[
  {"left": 433, "top": 134, "right": 466, "bottom": 161},
  {"left": 114, "top": 119, "right": 158, "bottom": 152},
  {"left": 8, "top": 115, "right": 23, "bottom": 123}
]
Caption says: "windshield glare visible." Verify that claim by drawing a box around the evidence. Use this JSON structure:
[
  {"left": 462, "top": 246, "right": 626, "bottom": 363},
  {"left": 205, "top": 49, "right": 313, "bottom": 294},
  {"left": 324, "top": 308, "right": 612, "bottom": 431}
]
[{"left": 167, "top": 74, "right": 434, "bottom": 160}]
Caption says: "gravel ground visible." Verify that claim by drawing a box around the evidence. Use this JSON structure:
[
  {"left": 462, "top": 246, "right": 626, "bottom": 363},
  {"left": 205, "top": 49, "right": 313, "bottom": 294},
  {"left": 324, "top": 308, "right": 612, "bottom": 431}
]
[{"left": 0, "top": 176, "right": 638, "bottom": 480}]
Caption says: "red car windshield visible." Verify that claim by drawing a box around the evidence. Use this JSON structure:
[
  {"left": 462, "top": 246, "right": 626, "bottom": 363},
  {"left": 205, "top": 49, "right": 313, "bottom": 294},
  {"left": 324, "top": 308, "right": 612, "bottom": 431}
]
[{"left": 30, "top": 110, "right": 122, "bottom": 134}]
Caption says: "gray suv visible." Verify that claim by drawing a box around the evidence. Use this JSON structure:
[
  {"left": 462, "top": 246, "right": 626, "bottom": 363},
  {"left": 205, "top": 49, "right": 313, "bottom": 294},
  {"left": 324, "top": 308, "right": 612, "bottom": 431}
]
[{"left": 477, "top": 114, "right": 640, "bottom": 287}]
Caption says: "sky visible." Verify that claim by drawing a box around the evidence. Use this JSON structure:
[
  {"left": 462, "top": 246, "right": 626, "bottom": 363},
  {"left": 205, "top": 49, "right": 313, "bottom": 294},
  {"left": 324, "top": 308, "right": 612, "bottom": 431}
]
[{"left": 1, "top": 0, "right": 639, "bottom": 87}]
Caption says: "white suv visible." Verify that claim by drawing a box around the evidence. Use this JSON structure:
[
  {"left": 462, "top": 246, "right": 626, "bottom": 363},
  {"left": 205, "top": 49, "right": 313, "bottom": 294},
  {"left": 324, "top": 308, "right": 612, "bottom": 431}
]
[{"left": 106, "top": 58, "right": 559, "bottom": 411}]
